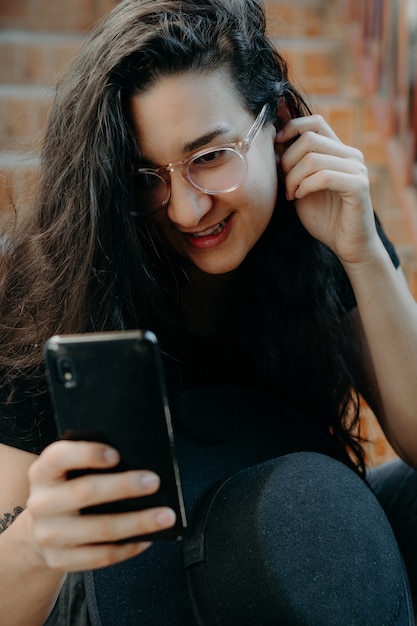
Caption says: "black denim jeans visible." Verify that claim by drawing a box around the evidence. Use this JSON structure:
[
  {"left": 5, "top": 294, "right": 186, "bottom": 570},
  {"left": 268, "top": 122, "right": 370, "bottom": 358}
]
[
  {"left": 44, "top": 385, "right": 417, "bottom": 625},
  {"left": 368, "top": 458, "right": 417, "bottom": 619},
  {"left": 184, "top": 452, "right": 414, "bottom": 626},
  {"left": 45, "top": 454, "right": 415, "bottom": 626}
]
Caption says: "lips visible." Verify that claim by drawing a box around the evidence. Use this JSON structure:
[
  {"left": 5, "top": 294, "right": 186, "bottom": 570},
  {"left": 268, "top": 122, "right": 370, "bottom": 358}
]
[
  {"left": 180, "top": 214, "right": 233, "bottom": 250},
  {"left": 190, "top": 218, "right": 228, "bottom": 238}
]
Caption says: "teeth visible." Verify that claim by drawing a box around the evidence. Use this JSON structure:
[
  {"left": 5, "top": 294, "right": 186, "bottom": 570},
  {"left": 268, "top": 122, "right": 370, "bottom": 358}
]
[{"left": 192, "top": 219, "right": 227, "bottom": 238}]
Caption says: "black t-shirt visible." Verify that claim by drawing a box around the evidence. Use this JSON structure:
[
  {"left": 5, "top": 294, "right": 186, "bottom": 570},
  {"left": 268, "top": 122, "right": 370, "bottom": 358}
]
[{"left": 0, "top": 218, "right": 399, "bottom": 456}]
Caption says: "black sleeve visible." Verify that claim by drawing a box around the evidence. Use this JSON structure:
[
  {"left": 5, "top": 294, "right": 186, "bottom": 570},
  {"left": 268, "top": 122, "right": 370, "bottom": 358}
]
[
  {"left": 0, "top": 381, "right": 57, "bottom": 455},
  {"left": 374, "top": 214, "right": 400, "bottom": 268},
  {"left": 335, "top": 214, "right": 400, "bottom": 312}
]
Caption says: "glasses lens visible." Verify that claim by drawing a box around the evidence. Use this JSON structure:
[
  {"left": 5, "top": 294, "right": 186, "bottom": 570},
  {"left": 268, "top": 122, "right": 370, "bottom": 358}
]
[
  {"left": 133, "top": 170, "right": 168, "bottom": 213},
  {"left": 187, "top": 147, "right": 247, "bottom": 193}
]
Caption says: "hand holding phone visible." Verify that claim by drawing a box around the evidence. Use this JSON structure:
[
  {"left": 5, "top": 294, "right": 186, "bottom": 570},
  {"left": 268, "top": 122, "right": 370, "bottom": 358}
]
[{"left": 43, "top": 330, "right": 187, "bottom": 542}]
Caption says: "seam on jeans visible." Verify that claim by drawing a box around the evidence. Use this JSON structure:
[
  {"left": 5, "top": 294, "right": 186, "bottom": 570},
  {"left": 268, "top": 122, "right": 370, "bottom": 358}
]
[{"left": 393, "top": 556, "right": 415, "bottom": 625}]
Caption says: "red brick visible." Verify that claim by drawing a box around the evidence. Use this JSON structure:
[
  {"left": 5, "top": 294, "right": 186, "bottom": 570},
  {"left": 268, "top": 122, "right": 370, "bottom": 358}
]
[
  {"left": 0, "top": 154, "right": 39, "bottom": 218},
  {"left": 0, "top": 33, "right": 83, "bottom": 86},
  {"left": 0, "top": 168, "right": 14, "bottom": 216},
  {"left": 266, "top": 5, "right": 324, "bottom": 38},
  {"left": 0, "top": 0, "right": 29, "bottom": 29},
  {"left": 95, "top": 0, "right": 120, "bottom": 21},
  {"left": 0, "top": 0, "right": 110, "bottom": 32},
  {"left": 276, "top": 37, "right": 349, "bottom": 95},
  {"left": 0, "top": 87, "right": 52, "bottom": 152},
  {"left": 51, "top": 40, "right": 83, "bottom": 79}
]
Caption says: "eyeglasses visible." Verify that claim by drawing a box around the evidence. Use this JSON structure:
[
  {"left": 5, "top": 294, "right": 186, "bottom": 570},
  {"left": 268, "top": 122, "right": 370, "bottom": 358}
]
[{"left": 132, "top": 104, "right": 268, "bottom": 214}]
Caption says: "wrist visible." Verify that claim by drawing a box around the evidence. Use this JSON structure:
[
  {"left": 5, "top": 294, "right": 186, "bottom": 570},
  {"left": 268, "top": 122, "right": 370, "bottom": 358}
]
[
  {"left": 339, "top": 238, "right": 390, "bottom": 277},
  {"left": 340, "top": 241, "right": 402, "bottom": 310},
  {"left": 0, "top": 510, "right": 65, "bottom": 625},
  {"left": 10, "top": 509, "right": 50, "bottom": 573}
]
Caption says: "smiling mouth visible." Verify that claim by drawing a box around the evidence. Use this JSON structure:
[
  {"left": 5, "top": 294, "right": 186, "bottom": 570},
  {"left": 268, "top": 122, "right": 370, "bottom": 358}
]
[{"left": 190, "top": 217, "right": 230, "bottom": 238}]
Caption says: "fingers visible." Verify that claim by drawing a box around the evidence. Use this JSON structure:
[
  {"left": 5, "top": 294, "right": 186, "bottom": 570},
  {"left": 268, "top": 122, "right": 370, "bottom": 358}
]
[
  {"left": 28, "top": 468, "right": 161, "bottom": 516},
  {"left": 280, "top": 131, "right": 363, "bottom": 173},
  {"left": 285, "top": 153, "right": 369, "bottom": 202},
  {"left": 276, "top": 114, "right": 368, "bottom": 201},
  {"left": 33, "top": 507, "right": 176, "bottom": 549},
  {"left": 28, "top": 440, "right": 120, "bottom": 484},
  {"left": 27, "top": 440, "right": 177, "bottom": 572},
  {"left": 276, "top": 114, "right": 340, "bottom": 143},
  {"left": 29, "top": 493, "right": 176, "bottom": 571},
  {"left": 30, "top": 502, "right": 176, "bottom": 571},
  {"left": 42, "top": 539, "right": 152, "bottom": 572},
  {"left": 293, "top": 171, "right": 370, "bottom": 207},
  {"left": 38, "top": 539, "right": 152, "bottom": 572}
]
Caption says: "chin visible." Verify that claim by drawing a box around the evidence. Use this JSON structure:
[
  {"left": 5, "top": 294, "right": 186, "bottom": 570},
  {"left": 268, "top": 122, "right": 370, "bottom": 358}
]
[{"left": 193, "top": 256, "right": 245, "bottom": 275}]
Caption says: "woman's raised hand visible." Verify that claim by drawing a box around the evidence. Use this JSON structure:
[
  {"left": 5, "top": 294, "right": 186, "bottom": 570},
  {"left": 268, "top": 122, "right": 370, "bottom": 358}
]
[
  {"left": 26, "top": 440, "right": 176, "bottom": 572},
  {"left": 276, "top": 114, "right": 381, "bottom": 266}
]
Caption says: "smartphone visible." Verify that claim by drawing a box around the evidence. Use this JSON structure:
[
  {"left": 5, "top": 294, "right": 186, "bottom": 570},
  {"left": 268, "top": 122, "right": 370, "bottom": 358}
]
[{"left": 43, "top": 329, "right": 187, "bottom": 541}]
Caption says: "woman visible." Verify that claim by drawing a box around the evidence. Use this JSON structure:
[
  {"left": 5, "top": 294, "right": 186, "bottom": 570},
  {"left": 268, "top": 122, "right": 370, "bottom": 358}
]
[{"left": 1, "top": 0, "right": 417, "bottom": 623}]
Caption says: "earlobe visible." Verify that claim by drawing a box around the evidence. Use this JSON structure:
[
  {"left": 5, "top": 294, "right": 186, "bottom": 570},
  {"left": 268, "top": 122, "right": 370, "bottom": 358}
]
[{"left": 275, "top": 144, "right": 286, "bottom": 181}]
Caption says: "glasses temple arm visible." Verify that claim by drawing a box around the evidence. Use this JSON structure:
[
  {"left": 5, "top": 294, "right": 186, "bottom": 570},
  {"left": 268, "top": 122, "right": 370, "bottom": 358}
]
[{"left": 243, "top": 104, "right": 269, "bottom": 146}]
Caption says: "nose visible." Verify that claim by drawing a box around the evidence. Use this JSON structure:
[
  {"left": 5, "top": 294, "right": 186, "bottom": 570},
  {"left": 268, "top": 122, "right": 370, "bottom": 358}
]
[{"left": 166, "top": 171, "right": 213, "bottom": 229}]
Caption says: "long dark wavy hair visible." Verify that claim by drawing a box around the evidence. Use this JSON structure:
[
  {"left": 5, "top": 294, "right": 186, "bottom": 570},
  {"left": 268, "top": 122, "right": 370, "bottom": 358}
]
[{"left": 0, "top": 0, "right": 364, "bottom": 469}]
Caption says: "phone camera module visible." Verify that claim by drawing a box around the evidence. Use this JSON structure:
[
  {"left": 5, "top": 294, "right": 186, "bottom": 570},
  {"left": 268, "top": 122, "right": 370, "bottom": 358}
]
[{"left": 56, "top": 356, "right": 77, "bottom": 388}]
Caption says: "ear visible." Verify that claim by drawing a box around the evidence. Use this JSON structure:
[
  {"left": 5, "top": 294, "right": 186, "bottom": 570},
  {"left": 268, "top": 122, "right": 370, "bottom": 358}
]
[
  {"left": 274, "top": 96, "right": 297, "bottom": 178},
  {"left": 274, "top": 95, "right": 296, "bottom": 132}
]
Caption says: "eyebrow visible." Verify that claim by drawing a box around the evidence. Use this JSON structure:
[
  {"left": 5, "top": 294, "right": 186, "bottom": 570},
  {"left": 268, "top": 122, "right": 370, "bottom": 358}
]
[
  {"left": 136, "top": 125, "right": 232, "bottom": 167},
  {"left": 181, "top": 127, "right": 230, "bottom": 154}
]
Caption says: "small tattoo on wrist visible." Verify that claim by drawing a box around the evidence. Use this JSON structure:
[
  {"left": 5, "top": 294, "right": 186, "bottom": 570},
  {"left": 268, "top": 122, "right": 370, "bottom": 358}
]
[{"left": 0, "top": 506, "right": 24, "bottom": 533}]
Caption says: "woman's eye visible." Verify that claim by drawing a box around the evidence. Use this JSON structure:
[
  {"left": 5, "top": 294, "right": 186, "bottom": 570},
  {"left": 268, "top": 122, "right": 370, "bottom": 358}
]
[
  {"left": 193, "top": 149, "right": 225, "bottom": 166},
  {"left": 136, "top": 172, "right": 163, "bottom": 188}
]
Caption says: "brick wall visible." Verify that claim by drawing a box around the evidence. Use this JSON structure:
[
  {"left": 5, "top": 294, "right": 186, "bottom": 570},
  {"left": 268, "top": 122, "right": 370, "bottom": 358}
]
[
  {"left": 0, "top": 0, "right": 119, "bottom": 228},
  {"left": 0, "top": 0, "right": 117, "bottom": 32}
]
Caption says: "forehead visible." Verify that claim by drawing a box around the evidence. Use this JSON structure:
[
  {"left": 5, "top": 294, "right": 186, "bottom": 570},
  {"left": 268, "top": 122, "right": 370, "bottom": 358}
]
[{"left": 129, "top": 69, "right": 251, "bottom": 161}]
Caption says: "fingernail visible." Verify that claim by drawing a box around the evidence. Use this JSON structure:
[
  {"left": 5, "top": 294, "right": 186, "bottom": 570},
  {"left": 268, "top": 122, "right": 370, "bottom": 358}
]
[
  {"left": 103, "top": 447, "right": 120, "bottom": 464},
  {"left": 141, "top": 472, "right": 160, "bottom": 491},
  {"left": 155, "top": 509, "right": 176, "bottom": 528}
]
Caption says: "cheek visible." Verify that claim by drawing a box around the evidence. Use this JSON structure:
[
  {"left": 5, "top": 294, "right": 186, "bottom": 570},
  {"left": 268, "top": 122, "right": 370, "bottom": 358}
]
[
  {"left": 249, "top": 157, "right": 278, "bottom": 214},
  {"left": 147, "top": 213, "right": 175, "bottom": 250},
  {"left": 149, "top": 211, "right": 170, "bottom": 233},
  {"left": 248, "top": 163, "right": 278, "bottom": 238},
  {"left": 251, "top": 140, "right": 278, "bottom": 196}
]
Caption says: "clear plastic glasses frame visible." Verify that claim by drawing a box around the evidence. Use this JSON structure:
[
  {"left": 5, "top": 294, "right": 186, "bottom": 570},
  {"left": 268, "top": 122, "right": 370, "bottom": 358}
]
[{"left": 132, "top": 104, "right": 269, "bottom": 214}]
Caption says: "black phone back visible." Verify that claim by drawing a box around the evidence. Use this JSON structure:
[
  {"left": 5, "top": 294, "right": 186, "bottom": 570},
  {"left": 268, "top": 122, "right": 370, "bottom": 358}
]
[{"left": 43, "top": 329, "right": 187, "bottom": 541}]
